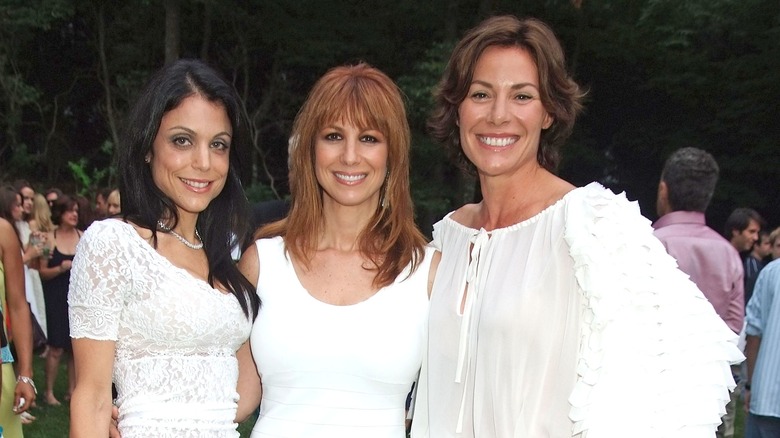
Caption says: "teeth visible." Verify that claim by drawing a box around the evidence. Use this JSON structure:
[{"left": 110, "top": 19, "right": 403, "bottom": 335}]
[
  {"left": 182, "top": 178, "right": 209, "bottom": 188},
  {"left": 335, "top": 173, "right": 366, "bottom": 182},
  {"left": 479, "top": 136, "right": 516, "bottom": 147}
]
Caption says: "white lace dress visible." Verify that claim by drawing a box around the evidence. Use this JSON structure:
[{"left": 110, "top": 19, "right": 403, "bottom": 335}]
[{"left": 69, "top": 219, "right": 252, "bottom": 437}]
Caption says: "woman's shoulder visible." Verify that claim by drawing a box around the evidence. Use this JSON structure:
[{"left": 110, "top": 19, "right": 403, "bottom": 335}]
[
  {"left": 563, "top": 182, "right": 647, "bottom": 230},
  {"left": 0, "top": 218, "right": 16, "bottom": 255},
  {"left": 80, "top": 219, "right": 149, "bottom": 251},
  {"left": 254, "top": 235, "right": 285, "bottom": 252},
  {"left": 446, "top": 203, "right": 480, "bottom": 229},
  {"left": 84, "top": 218, "right": 132, "bottom": 236}
]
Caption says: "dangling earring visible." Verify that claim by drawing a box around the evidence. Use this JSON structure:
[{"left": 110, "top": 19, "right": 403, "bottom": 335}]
[{"left": 380, "top": 171, "right": 390, "bottom": 209}]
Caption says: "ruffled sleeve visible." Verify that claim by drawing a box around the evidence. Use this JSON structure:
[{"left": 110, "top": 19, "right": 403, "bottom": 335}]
[
  {"left": 565, "top": 183, "right": 744, "bottom": 438},
  {"left": 68, "top": 220, "right": 133, "bottom": 341}
]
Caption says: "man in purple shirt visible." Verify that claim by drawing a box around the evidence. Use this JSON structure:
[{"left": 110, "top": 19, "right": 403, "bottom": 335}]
[{"left": 653, "top": 147, "right": 744, "bottom": 438}]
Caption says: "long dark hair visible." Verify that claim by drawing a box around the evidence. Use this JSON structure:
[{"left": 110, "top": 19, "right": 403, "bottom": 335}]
[
  {"left": 117, "top": 59, "right": 259, "bottom": 319},
  {"left": 0, "top": 185, "right": 22, "bottom": 244}
]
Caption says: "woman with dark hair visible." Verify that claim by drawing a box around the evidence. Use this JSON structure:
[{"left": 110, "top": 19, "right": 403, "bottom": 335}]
[
  {"left": 68, "top": 59, "right": 260, "bottom": 437},
  {"left": 0, "top": 186, "right": 36, "bottom": 437},
  {"left": 38, "top": 194, "right": 80, "bottom": 406},
  {"left": 236, "top": 63, "right": 436, "bottom": 437},
  {"left": 412, "top": 16, "right": 743, "bottom": 437}
]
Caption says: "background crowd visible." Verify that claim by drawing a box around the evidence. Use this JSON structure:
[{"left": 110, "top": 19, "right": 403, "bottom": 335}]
[{"left": 0, "top": 181, "right": 119, "bottom": 436}]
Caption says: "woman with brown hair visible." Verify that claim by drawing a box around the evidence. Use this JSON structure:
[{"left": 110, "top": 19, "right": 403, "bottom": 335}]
[
  {"left": 39, "top": 195, "right": 81, "bottom": 406},
  {"left": 412, "top": 15, "right": 743, "bottom": 437},
  {"left": 236, "top": 63, "right": 437, "bottom": 437}
]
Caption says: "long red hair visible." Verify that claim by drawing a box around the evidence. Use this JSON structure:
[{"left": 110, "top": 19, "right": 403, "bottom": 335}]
[{"left": 258, "top": 63, "right": 426, "bottom": 287}]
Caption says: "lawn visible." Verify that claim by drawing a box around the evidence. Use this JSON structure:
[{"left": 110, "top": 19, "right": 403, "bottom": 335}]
[{"left": 19, "top": 353, "right": 745, "bottom": 436}]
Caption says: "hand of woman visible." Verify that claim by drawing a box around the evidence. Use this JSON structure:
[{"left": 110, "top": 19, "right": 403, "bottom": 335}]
[
  {"left": 32, "top": 232, "right": 50, "bottom": 259},
  {"left": 22, "top": 244, "right": 40, "bottom": 263},
  {"left": 13, "top": 376, "right": 36, "bottom": 414},
  {"left": 60, "top": 259, "right": 73, "bottom": 272},
  {"left": 110, "top": 404, "right": 122, "bottom": 438}
]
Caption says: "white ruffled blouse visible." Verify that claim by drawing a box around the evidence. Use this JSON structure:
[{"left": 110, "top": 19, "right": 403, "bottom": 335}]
[{"left": 411, "top": 183, "right": 743, "bottom": 438}]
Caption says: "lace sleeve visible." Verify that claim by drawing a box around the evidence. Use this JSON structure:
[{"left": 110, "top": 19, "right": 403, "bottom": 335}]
[{"left": 68, "top": 221, "right": 132, "bottom": 341}]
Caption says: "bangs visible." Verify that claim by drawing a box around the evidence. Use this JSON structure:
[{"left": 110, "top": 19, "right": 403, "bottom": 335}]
[{"left": 318, "top": 76, "right": 393, "bottom": 134}]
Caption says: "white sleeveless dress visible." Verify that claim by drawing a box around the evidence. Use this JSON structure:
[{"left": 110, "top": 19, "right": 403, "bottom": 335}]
[
  {"left": 69, "top": 219, "right": 252, "bottom": 437},
  {"left": 249, "top": 236, "right": 433, "bottom": 437}
]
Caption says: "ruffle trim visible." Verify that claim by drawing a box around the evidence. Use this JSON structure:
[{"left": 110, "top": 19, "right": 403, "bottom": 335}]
[{"left": 564, "top": 183, "right": 744, "bottom": 438}]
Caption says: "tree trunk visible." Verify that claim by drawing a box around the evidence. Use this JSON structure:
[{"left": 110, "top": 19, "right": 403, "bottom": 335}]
[
  {"left": 200, "top": 1, "right": 212, "bottom": 61},
  {"left": 95, "top": 3, "right": 120, "bottom": 157},
  {"left": 164, "top": 0, "right": 180, "bottom": 65}
]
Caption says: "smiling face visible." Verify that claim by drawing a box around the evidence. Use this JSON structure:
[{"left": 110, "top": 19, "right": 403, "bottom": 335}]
[
  {"left": 314, "top": 120, "right": 388, "bottom": 211},
  {"left": 457, "top": 45, "right": 553, "bottom": 179},
  {"left": 148, "top": 94, "right": 231, "bottom": 221}
]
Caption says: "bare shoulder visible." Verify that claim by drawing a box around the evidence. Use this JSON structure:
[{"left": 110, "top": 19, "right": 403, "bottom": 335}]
[
  {"left": 0, "top": 218, "right": 14, "bottom": 256},
  {"left": 448, "top": 203, "right": 481, "bottom": 229},
  {"left": 545, "top": 174, "right": 577, "bottom": 204},
  {"left": 0, "top": 217, "right": 14, "bottom": 234},
  {"left": 237, "top": 242, "right": 260, "bottom": 287}
]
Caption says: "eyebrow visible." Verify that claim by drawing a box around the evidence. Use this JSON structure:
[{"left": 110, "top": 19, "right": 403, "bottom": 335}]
[
  {"left": 166, "top": 126, "right": 232, "bottom": 138},
  {"left": 470, "top": 80, "right": 540, "bottom": 90}
]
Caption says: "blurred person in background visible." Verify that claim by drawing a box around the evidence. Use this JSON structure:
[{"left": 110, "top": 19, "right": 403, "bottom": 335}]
[
  {"left": 12, "top": 181, "right": 34, "bottom": 246},
  {"left": 744, "top": 259, "right": 780, "bottom": 438},
  {"left": 38, "top": 195, "right": 81, "bottom": 406},
  {"left": 106, "top": 189, "right": 121, "bottom": 216},
  {"left": 44, "top": 189, "right": 62, "bottom": 210},
  {"left": 768, "top": 227, "right": 780, "bottom": 261},
  {"left": 26, "top": 194, "right": 53, "bottom": 338},
  {"left": 0, "top": 186, "right": 37, "bottom": 436},
  {"left": 93, "top": 188, "right": 112, "bottom": 220},
  {"left": 75, "top": 195, "right": 94, "bottom": 231}
]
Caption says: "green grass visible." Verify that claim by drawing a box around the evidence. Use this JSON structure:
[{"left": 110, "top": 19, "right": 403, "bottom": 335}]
[
  {"left": 19, "top": 353, "right": 745, "bottom": 436},
  {"left": 21, "top": 354, "right": 257, "bottom": 437}
]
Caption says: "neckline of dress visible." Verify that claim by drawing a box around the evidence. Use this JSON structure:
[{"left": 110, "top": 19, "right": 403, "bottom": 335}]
[
  {"left": 444, "top": 185, "right": 581, "bottom": 235},
  {"left": 276, "top": 236, "right": 394, "bottom": 309},
  {"left": 107, "top": 219, "right": 234, "bottom": 298}
]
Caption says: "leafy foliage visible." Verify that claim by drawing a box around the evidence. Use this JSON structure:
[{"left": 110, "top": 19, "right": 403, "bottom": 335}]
[{"left": 0, "top": 0, "right": 777, "bottom": 230}]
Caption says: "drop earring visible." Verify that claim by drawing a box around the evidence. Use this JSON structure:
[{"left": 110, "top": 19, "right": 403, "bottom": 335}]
[{"left": 380, "top": 171, "right": 390, "bottom": 209}]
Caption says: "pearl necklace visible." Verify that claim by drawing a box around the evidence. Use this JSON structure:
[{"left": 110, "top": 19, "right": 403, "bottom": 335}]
[{"left": 157, "top": 221, "right": 204, "bottom": 250}]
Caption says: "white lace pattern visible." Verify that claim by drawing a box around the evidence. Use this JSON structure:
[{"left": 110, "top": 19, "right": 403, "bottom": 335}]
[{"left": 69, "top": 219, "right": 252, "bottom": 437}]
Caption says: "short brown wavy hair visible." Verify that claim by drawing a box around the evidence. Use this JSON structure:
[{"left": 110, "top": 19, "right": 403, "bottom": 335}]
[{"left": 429, "top": 15, "right": 585, "bottom": 172}]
